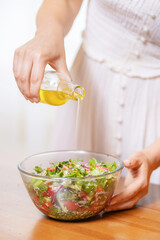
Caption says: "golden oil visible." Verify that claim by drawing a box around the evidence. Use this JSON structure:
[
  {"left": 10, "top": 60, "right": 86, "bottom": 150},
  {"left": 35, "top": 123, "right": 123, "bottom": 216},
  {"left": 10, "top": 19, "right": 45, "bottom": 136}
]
[{"left": 40, "top": 88, "right": 84, "bottom": 106}]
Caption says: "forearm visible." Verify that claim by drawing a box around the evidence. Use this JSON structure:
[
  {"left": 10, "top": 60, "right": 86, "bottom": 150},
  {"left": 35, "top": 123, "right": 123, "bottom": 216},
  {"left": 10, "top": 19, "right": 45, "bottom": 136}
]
[
  {"left": 143, "top": 138, "right": 160, "bottom": 171},
  {"left": 36, "top": 0, "right": 83, "bottom": 36}
]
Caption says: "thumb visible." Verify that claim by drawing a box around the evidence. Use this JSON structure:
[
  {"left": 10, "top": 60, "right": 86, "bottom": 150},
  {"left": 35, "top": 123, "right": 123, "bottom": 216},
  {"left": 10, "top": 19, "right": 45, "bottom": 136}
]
[
  {"left": 124, "top": 152, "right": 142, "bottom": 169},
  {"left": 49, "top": 56, "right": 71, "bottom": 81}
]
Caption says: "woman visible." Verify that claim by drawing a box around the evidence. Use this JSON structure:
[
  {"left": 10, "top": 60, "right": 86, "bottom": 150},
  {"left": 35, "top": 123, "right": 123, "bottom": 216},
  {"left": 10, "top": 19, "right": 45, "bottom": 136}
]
[{"left": 13, "top": 0, "right": 160, "bottom": 212}]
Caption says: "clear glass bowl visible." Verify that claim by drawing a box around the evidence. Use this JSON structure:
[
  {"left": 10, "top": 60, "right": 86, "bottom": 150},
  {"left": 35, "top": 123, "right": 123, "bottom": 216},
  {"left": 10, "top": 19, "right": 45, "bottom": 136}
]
[{"left": 18, "top": 150, "right": 124, "bottom": 221}]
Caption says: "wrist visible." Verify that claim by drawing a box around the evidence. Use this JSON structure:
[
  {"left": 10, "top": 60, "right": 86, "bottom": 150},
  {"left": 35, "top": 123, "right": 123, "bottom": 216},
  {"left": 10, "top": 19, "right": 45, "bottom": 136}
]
[
  {"left": 142, "top": 149, "right": 156, "bottom": 174},
  {"left": 36, "top": 18, "right": 65, "bottom": 37},
  {"left": 142, "top": 139, "right": 160, "bottom": 172}
]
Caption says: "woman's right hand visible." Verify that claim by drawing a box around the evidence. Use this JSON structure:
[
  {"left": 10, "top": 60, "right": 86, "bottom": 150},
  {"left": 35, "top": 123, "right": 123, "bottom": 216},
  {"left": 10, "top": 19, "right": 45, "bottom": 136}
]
[{"left": 13, "top": 22, "right": 70, "bottom": 103}]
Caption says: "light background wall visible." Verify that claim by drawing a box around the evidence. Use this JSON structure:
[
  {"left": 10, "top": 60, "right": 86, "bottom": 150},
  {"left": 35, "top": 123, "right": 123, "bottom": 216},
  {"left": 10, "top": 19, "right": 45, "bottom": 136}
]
[{"left": 0, "top": 0, "right": 87, "bottom": 156}]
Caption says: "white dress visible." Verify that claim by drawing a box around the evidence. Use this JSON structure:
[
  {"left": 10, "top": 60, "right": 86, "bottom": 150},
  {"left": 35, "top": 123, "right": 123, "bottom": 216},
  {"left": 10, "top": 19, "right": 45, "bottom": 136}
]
[{"left": 52, "top": 0, "right": 160, "bottom": 184}]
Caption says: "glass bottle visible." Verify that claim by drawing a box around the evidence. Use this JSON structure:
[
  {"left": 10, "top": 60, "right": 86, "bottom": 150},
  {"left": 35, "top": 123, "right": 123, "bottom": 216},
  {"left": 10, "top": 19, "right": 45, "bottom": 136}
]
[{"left": 40, "top": 71, "right": 85, "bottom": 106}]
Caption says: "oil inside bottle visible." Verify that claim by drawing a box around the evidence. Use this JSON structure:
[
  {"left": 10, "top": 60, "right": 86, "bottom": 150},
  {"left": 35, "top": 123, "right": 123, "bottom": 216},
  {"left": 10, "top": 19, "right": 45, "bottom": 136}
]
[
  {"left": 40, "top": 90, "right": 72, "bottom": 106},
  {"left": 40, "top": 86, "right": 85, "bottom": 106}
]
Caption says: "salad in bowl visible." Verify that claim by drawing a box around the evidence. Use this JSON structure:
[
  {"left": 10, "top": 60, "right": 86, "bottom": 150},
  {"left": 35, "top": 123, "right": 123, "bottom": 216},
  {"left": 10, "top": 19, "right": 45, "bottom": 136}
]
[{"left": 18, "top": 151, "right": 124, "bottom": 221}]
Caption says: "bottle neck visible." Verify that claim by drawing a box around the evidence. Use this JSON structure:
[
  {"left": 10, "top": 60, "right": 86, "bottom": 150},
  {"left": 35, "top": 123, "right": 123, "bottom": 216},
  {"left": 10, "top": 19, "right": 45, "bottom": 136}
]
[
  {"left": 72, "top": 85, "right": 85, "bottom": 101},
  {"left": 58, "top": 81, "right": 85, "bottom": 101}
]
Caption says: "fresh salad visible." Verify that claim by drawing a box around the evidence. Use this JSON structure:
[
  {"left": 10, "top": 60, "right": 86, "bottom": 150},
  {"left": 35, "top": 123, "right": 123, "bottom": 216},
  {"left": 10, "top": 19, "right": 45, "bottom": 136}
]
[{"left": 26, "top": 158, "right": 118, "bottom": 220}]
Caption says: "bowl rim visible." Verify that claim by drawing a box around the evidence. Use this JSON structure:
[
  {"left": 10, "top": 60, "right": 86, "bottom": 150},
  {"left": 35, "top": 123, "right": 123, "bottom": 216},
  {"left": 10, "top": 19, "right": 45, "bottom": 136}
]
[{"left": 17, "top": 150, "right": 124, "bottom": 180}]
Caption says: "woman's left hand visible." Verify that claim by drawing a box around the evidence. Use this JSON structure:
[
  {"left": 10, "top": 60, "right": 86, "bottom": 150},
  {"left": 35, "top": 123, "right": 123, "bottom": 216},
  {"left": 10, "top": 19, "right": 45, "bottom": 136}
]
[{"left": 105, "top": 151, "right": 153, "bottom": 212}]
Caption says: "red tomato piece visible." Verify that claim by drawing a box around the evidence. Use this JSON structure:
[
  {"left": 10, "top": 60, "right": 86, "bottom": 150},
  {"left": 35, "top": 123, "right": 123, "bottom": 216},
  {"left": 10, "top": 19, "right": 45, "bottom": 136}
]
[
  {"left": 97, "top": 166, "right": 108, "bottom": 171},
  {"left": 102, "top": 167, "right": 108, "bottom": 171},
  {"left": 47, "top": 201, "right": 52, "bottom": 209},
  {"left": 41, "top": 187, "right": 55, "bottom": 199},
  {"left": 41, "top": 192, "right": 48, "bottom": 197},
  {"left": 42, "top": 203, "right": 49, "bottom": 210},
  {"left": 45, "top": 182, "right": 50, "bottom": 186},
  {"left": 63, "top": 200, "right": 79, "bottom": 211},
  {"left": 80, "top": 206, "right": 88, "bottom": 212},
  {"left": 63, "top": 166, "right": 68, "bottom": 170},
  {"left": 48, "top": 188, "right": 55, "bottom": 199},
  {"left": 96, "top": 186, "right": 103, "bottom": 192},
  {"left": 80, "top": 191, "right": 87, "bottom": 198},
  {"left": 50, "top": 168, "right": 55, "bottom": 172}
]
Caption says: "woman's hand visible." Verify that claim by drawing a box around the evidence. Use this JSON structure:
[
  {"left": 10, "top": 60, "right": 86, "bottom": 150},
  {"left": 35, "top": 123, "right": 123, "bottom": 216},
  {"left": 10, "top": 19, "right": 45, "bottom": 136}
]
[
  {"left": 13, "top": 22, "right": 70, "bottom": 103},
  {"left": 105, "top": 151, "right": 153, "bottom": 212},
  {"left": 13, "top": 0, "right": 83, "bottom": 103}
]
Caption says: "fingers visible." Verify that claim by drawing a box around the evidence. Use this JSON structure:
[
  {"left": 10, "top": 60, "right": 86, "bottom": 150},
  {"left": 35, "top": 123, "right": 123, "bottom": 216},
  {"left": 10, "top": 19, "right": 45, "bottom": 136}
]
[
  {"left": 104, "top": 151, "right": 150, "bottom": 213},
  {"left": 109, "top": 181, "right": 142, "bottom": 206},
  {"left": 13, "top": 47, "right": 25, "bottom": 95},
  {"left": 49, "top": 55, "right": 71, "bottom": 81},
  {"left": 30, "top": 59, "right": 46, "bottom": 102},
  {"left": 13, "top": 47, "right": 33, "bottom": 101},
  {"left": 19, "top": 57, "right": 33, "bottom": 100},
  {"left": 105, "top": 192, "right": 144, "bottom": 212},
  {"left": 124, "top": 152, "right": 143, "bottom": 169},
  {"left": 13, "top": 47, "right": 46, "bottom": 103},
  {"left": 104, "top": 179, "right": 148, "bottom": 212}
]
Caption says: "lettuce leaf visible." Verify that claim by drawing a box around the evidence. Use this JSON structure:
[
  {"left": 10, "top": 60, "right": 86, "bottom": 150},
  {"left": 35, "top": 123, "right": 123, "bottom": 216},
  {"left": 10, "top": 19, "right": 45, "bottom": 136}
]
[{"left": 89, "top": 158, "right": 98, "bottom": 169}]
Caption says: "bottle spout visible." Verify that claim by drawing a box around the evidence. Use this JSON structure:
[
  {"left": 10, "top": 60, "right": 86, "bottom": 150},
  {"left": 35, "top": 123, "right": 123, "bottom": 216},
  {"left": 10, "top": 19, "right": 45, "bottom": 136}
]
[{"left": 73, "top": 86, "right": 85, "bottom": 100}]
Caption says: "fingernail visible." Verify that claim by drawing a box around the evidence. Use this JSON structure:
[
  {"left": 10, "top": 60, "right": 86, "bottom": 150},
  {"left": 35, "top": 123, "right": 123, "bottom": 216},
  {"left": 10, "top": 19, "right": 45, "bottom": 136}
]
[{"left": 33, "top": 98, "right": 38, "bottom": 102}]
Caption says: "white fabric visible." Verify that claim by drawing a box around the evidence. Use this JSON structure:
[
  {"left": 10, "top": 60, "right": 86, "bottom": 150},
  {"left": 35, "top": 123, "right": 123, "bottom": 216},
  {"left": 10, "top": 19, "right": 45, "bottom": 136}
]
[
  {"left": 83, "top": 0, "right": 160, "bottom": 79},
  {"left": 52, "top": 0, "right": 160, "bottom": 184}
]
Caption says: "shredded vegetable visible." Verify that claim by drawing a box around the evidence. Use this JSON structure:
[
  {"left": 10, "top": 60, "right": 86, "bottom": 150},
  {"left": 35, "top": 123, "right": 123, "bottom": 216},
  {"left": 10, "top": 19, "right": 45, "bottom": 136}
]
[{"left": 26, "top": 158, "right": 117, "bottom": 220}]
